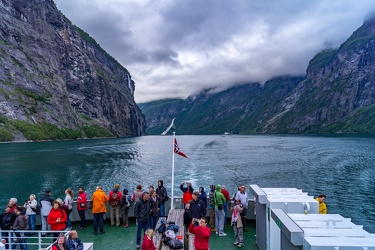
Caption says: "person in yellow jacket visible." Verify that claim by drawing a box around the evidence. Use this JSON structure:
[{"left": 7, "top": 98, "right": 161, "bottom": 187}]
[
  {"left": 315, "top": 194, "right": 327, "bottom": 214},
  {"left": 91, "top": 186, "right": 107, "bottom": 235}
]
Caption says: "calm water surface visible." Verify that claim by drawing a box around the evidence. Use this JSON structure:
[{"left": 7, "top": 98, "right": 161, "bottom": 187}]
[{"left": 1, "top": 135, "right": 375, "bottom": 232}]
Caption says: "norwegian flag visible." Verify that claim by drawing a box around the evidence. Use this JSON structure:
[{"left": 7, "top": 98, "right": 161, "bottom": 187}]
[{"left": 174, "top": 138, "right": 188, "bottom": 158}]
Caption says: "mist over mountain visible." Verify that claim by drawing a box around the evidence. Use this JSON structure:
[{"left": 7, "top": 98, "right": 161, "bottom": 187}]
[{"left": 140, "top": 16, "right": 375, "bottom": 134}]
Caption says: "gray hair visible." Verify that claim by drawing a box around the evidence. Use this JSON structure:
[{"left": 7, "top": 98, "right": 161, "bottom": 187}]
[{"left": 10, "top": 198, "right": 17, "bottom": 203}]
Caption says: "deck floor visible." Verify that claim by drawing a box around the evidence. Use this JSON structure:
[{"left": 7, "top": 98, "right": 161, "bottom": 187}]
[{"left": 69, "top": 218, "right": 258, "bottom": 249}]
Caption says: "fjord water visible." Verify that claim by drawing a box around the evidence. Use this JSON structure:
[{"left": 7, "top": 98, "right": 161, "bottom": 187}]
[{"left": 1, "top": 135, "right": 375, "bottom": 232}]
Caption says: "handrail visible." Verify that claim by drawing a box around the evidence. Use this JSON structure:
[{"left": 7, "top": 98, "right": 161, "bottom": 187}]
[{"left": 0, "top": 229, "right": 68, "bottom": 249}]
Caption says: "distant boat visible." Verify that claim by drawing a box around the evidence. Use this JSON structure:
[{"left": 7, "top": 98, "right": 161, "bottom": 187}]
[{"left": 224, "top": 132, "right": 230, "bottom": 135}]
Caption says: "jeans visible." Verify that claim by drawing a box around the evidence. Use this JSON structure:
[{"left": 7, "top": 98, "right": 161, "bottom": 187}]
[
  {"left": 78, "top": 210, "right": 86, "bottom": 228},
  {"left": 66, "top": 209, "right": 72, "bottom": 228},
  {"left": 159, "top": 203, "right": 165, "bottom": 217},
  {"left": 41, "top": 216, "right": 50, "bottom": 235},
  {"left": 223, "top": 202, "right": 228, "bottom": 221},
  {"left": 110, "top": 206, "right": 120, "bottom": 226},
  {"left": 208, "top": 207, "right": 215, "bottom": 229},
  {"left": 11, "top": 237, "right": 27, "bottom": 250},
  {"left": 241, "top": 207, "right": 247, "bottom": 229},
  {"left": 136, "top": 220, "right": 149, "bottom": 245},
  {"left": 93, "top": 213, "right": 104, "bottom": 233},
  {"left": 214, "top": 207, "right": 225, "bottom": 234},
  {"left": 233, "top": 224, "right": 244, "bottom": 244},
  {"left": 28, "top": 214, "right": 36, "bottom": 231},
  {"left": 149, "top": 215, "right": 158, "bottom": 230}
]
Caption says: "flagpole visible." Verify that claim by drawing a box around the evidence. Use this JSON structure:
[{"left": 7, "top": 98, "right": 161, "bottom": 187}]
[{"left": 171, "top": 132, "right": 176, "bottom": 210}]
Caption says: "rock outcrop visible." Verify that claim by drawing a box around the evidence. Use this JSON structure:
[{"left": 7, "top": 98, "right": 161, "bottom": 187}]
[{"left": 0, "top": 0, "right": 146, "bottom": 140}]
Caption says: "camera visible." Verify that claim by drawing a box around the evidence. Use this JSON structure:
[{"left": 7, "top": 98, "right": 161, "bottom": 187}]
[{"left": 229, "top": 199, "right": 236, "bottom": 208}]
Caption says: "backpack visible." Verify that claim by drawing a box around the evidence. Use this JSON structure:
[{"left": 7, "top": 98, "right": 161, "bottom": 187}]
[
  {"left": 31, "top": 203, "right": 40, "bottom": 215},
  {"left": 166, "top": 224, "right": 179, "bottom": 233},
  {"left": 168, "top": 238, "right": 183, "bottom": 249},
  {"left": 122, "top": 194, "right": 132, "bottom": 207},
  {"left": 156, "top": 219, "right": 167, "bottom": 234},
  {"left": 110, "top": 191, "right": 120, "bottom": 206}
]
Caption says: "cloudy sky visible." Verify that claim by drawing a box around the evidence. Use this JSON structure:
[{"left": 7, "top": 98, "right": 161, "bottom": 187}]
[{"left": 54, "top": 0, "right": 375, "bottom": 103}]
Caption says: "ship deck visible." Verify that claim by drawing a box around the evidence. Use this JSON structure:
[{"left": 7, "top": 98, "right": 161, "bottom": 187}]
[{"left": 69, "top": 218, "right": 257, "bottom": 249}]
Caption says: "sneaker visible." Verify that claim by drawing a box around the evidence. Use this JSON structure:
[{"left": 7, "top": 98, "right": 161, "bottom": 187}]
[
  {"left": 233, "top": 242, "right": 239, "bottom": 245},
  {"left": 125, "top": 224, "right": 128, "bottom": 228},
  {"left": 237, "top": 243, "right": 244, "bottom": 248},
  {"left": 219, "top": 233, "right": 227, "bottom": 236},
  {"left": 243, "top": 228, "right": 248, "bottom": 232},
  {"left": 99, "top": 231, "right": 105, "bottom": 235},
  {"left": 136, "top": 245, "right": 140, "bottom": 249},
  {"left": 93, "top": 232, "right": 97, "bottom": 235},
  {"left": 215, "top": 231, "right": 218, "bottom": 234}
]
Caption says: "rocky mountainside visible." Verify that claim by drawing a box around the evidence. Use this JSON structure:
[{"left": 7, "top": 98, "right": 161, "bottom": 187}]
[
  {"left": 140, "top": 16, "right": 375, "bottom": 134},
  {"left": 266, "top": 16, "right": 375, "bottom": 133},
  {"left": 0, "top": 0, "right": 145, "bottom": 141},
  {"left": 140, "top": 76, "right": 304, "bottom": 134}
]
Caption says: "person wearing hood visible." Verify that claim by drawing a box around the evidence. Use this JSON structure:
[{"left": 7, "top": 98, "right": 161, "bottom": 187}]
[
  {"left": 121, "top": 188, "right": 132, "bottom": 228},
  {"left": 207, "top": 184, "right": 216, "bottom": 231},
  {"left": 214, "top": 185, "right": 227, "bottom": 236},
  {"left": 156, "top": 180, "right": 168, "bottom": 217},
  {"left": 91, "top": 186, "right": 107, "bottom": 235},
  {"left": 134, "top": 192, "right": 150, "bottom": 249},
  {"left": 108, "top": 184, "right": 122, "bottom": 227},
  {"left": 198, "top": 187, "right": 207, "bottom": 208}
]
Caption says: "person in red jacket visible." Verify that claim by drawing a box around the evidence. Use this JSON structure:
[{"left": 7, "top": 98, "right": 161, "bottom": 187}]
[
  {"left": 180, "top": 182, "right": 193, "bottom": 206},
  {"left": 48, "top": 201, "right": 67, "bottom": 241},
  {"left": 221, "top": 185, "right": 231, "bottom": 222},
  {"left": 141, "top": 228, "right": 158, "bottom": 250},
  {"left": 77, "top": 186, "right": 87, "bottom": 230},
  {"left": 188, "top": 217, "right": 211, "bottom": 250}
]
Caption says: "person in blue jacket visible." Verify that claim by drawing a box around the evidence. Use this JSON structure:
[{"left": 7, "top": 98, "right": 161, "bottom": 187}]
[{"left": 198, "top": 187, "right": 207, "bottom": 208}]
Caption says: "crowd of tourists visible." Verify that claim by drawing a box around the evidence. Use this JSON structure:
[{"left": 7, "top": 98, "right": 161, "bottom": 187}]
[{"left": 0, "top": 180, "right": 257, "bottom": 250}]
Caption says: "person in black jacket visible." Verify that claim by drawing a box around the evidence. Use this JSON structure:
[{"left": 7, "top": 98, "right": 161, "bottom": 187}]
[
  {"left": 156, "top": 180, "right": 168, "bottom": 217},
  {"left": 0, "top": 206, "right": 16, "bottom": 249},
  {"left": 190, "top": 192, "right": 207, "bottom": 225},
  {"left": 134, "top": 192, "right": 150, "bottom": 249},
  {"left": 183, "top": 202, "right": 192, "bottom": 228}
]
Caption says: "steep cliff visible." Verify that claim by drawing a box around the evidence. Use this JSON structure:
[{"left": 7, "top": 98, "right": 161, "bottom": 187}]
[
  {"left": 0, "top": 0, "right": 145, "bottom": 141},
  {"left": 265, "top": 16, "right": 375, "bottom": 133}
]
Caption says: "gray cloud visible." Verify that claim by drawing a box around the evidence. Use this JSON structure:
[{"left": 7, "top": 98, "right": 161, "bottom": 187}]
[{"left": 54, "top": 0, "right": 375, "bottom": 103}]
